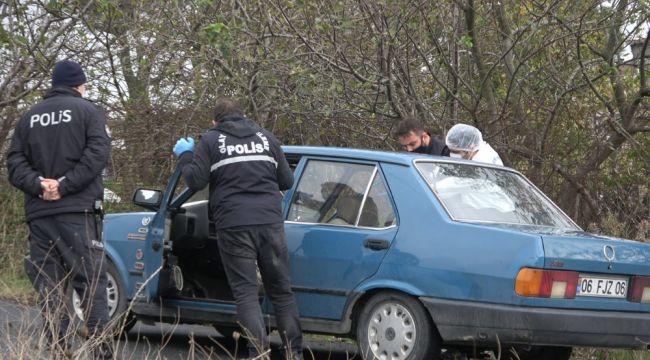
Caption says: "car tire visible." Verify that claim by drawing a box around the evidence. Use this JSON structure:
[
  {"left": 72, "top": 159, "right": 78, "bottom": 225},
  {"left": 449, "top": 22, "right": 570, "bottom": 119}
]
[
  {"left": 68, "top": 260, "right": 136, "bottom": 336},
  {"left": 507, "top": 345, "right": 572, "bottom": 360},
  {"left": 357, "top": 291, "right": 441, "bottom": 360}
]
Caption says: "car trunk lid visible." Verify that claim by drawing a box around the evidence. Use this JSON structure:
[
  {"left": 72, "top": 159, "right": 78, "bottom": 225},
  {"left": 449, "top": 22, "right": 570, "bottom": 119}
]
[{"left": 542, "top": 232, "right": 650, "bottom": 275}]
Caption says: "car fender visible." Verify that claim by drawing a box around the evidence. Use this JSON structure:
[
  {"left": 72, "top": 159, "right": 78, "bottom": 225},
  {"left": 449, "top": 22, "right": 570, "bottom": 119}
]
[
  {"left": 341, "top": 279, "right": 426, "bottom": 334},
  {"left": 354, "top": 278, "right": 425, "bottom": 297},
  {"left": 103, "top": 242, "right": 131, "bottom": 300}
]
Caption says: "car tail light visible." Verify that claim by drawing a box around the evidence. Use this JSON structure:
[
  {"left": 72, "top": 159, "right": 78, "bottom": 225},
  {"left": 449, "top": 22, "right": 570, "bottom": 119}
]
[
  {"left": 515, "top": 268, "right": 579, "bottom": 299},
  {"left": 628, "top": 276, "right": 650, "bottom": 303}
]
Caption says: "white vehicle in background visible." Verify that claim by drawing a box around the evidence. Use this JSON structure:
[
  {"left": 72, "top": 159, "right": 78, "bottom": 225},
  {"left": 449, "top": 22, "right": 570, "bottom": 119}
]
[{"left": 103, "top": 188, "right": 121, "bottom": 203}]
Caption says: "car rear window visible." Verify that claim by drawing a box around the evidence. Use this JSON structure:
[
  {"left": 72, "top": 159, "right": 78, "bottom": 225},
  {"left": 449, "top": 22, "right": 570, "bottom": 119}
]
[{"left": 416, "top": 161, "right": 578, "bottom": 229}]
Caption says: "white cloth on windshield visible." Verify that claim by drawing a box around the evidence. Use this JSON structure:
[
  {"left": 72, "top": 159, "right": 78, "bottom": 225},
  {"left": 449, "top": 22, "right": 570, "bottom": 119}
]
[
  {"left": 435, "top": 177, "right": 515, "bottom": 213},
  {"left": 473, "top": 141, "right": 503, "bottom": 166}
]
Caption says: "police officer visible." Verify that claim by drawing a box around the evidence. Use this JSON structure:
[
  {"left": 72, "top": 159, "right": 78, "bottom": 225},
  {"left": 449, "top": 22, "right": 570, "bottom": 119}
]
[
  {"left": 6, "top": 60, "right": 112, "bottom": 358},
  {"left": 173, "top": 98, "right": 303, "bottom": 360},
  {"left": 394, "top": 118, "right": 450, "bottom": 156}
]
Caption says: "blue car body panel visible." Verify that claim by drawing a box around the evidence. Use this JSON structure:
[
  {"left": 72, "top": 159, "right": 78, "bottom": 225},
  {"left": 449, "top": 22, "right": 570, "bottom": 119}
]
[
  {"left": 375, "top": 161, "right": 545, "bottom": 303},
  {"left": 542, "top": 233, "right": 650, "bottom": 274},
  {"left": 102, "top": 145, "right": 650, "bottom": 350},
  {"left": 284, "top": 223, "right": 397, "bottom": 319},
  {"left": 280, "top": 154, "right": 398, "bottom": 319},
  {"left": 103, "top": 212, "right": 153, "bottom": 298}
]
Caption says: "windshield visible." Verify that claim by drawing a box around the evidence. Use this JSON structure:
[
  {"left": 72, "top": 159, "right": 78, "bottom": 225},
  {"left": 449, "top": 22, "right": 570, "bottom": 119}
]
[{"left": 416, "top": 161, "right": 579, "bottom": 230}]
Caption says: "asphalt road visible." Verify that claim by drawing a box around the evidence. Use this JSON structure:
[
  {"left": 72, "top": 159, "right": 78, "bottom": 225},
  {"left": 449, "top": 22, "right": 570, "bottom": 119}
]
[{"left": 0, "top": 300, "right": 358, "bottom": 359}]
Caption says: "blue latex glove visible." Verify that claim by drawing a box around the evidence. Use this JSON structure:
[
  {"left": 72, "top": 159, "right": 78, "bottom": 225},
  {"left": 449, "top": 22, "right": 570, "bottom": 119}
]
[{"left": 173, "top": 137, "right": 196, "bottom": 157}]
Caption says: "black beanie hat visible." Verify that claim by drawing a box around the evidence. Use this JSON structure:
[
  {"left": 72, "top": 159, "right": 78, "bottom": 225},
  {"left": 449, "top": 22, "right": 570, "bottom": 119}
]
[{"left": 51, "top": 60, "right": 87, "bottom": 87}]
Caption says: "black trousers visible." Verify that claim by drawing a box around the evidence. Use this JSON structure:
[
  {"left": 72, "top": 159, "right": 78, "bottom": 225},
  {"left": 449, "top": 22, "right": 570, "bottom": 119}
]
[
  {"left": 217, "top": 222, "right": 303, "bottom": 357},
  {"left": 27, "top": 212, "right": 109, "bottom": 345}
]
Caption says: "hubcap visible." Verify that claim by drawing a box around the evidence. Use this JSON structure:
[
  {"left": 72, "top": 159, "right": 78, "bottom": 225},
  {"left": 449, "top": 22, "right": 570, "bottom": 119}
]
[
  {"left": 73, "top": 272, "right": 118, "bottom": 320},
  {"left": 366, "top": 302, "right": 416, "bottom": 360}
]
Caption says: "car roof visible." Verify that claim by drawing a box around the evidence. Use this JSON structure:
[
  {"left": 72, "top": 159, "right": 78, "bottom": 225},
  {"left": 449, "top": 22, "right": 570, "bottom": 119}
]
[
  {"left": 282, "top": 145, "right": 443, "bottom": 166},
  {"left": 281, "top": 146, "right": 514, "bottom": 173}
]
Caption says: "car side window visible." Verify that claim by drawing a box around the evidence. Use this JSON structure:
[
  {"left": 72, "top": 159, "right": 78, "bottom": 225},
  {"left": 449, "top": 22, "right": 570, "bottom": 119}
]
[
  {"left": 288, "top": 160, "right": 396, "bottom": 228},
  {"left": 359, "top": 173, "right": 396, "bottom": 228}
]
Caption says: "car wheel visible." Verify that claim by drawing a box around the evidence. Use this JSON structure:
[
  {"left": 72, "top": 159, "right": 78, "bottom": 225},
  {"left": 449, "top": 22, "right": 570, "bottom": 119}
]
[
  {"left": 357, "top": 291, "right": 441, "bottom": 360},
  {"left": 507, "top": 346, "right": 572, "bottom": 360},
  {"left": 69, "top": 260, "right": 136, "bottom": 335}
]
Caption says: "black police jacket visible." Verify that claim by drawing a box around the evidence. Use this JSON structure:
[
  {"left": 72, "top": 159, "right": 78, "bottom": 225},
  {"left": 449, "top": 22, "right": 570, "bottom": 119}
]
[
  {"left": 178, "top": 116, "right": 293, "bottom": 229},
  {"left": 6, "top": 87, "right": 110, "bottom": 221}
]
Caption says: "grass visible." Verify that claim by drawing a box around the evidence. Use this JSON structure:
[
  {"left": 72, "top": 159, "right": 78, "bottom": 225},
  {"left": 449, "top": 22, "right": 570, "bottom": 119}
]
[
  {"left": 0, "top": 178, "right": 35, "bottom": 304},
  {"left": 572, "top": 348, "right": 650, "bottom": 360},
  {"left": 0, "top": 272, "right": 36, "bottom": 304}
]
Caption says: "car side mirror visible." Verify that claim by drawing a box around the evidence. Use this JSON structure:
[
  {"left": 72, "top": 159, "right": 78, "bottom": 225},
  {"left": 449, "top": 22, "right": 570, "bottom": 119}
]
[{"left": 133, "top": 188, "right": 163, "bottom": 210}]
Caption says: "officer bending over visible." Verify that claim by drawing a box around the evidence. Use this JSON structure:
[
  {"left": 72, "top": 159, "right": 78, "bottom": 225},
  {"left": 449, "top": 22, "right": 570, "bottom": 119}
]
[{"left": 173, "top": 98, "right": 303, "bottom": 360}]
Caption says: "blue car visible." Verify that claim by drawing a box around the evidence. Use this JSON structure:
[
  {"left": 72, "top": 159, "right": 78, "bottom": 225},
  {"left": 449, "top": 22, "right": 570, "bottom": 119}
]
[{"left": 92, "top": 146, "right": 650, "bottom": 360}]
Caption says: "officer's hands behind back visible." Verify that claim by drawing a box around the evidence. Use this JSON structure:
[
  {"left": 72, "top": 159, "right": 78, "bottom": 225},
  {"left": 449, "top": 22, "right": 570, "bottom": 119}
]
[{"left": 40, "top": 178, "right": 61, "bottom": 201}]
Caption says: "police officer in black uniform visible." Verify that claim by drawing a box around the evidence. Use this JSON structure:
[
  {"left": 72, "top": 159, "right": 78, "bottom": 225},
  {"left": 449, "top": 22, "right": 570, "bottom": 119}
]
[
  {"left": 173, "top": 98, "right": 303, "bottom": 360},
  {"left": 6, "top": 60, "right": 112, "bottom": 358},
  {"left": 394, "top": 118, "right": 450, "bottom": 156}
]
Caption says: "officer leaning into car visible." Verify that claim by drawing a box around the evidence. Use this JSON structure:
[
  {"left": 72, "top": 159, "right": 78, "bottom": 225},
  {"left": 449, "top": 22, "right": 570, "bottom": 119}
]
[
  {"left": 172, "top": 97, "right": 303, "bottom": 360},
  {"left": 394, "top": 118, "right": 450, "bottom": 156},
  {"left": 6, "top": 60, "right": 113, "bottom": 359}
]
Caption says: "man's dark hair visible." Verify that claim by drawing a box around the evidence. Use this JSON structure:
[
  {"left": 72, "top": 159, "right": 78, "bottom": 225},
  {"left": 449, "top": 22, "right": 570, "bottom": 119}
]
[
  {"left": 213, "top": 98, "right": 244, "bottom": 122},
  {"left": 394, "top": 118, "right": 425, "bottom": 138}
]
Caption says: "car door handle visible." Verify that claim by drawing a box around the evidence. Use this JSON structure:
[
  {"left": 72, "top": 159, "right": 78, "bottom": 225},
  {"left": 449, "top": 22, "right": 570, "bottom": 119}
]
[{"left": 363, "top": 239, "right": 390, "bottom": 251}]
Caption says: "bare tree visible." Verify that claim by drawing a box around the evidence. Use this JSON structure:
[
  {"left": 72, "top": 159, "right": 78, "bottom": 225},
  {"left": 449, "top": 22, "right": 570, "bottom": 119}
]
[
  {"left": 0, "top": 1, "right": 94, "bottom": 155},
  {"left": 2, "top": 0, "right": 648, "bottom": 234}
]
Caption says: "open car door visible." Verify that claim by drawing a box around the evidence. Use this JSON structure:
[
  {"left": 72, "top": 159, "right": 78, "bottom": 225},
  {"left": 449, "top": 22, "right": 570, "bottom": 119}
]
[{"left": 141, "top": 165, "right": 185, "bottom": 300}]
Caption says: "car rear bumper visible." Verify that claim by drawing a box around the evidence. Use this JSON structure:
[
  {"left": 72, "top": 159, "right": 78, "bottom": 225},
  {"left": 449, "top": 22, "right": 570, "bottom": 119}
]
[{"left": 421, "top": 297, "right": 650, "bottom": 349}]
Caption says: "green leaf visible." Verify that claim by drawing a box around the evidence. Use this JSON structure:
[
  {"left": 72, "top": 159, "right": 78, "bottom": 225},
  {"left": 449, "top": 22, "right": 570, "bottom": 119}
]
[
  {"left": 203, "top": 22, "right": 228, "bottom": 43},
  {"left": 14, "top": 35, "right": 28, "bottom": 45},
  {"left": 458, "top": 35, "right": 473, "bottom": 48},
  {"left": 0, "top": 26, "right": 10, "bottom": 46}
]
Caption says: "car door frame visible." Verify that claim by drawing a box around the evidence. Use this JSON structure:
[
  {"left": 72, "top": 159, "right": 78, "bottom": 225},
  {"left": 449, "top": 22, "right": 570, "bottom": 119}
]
[
  {"left": 278, "top": 154, "right": 400, "bottom": 321},
  {"left": 142, "top": 164, "right": 193, "bottom": 300}
]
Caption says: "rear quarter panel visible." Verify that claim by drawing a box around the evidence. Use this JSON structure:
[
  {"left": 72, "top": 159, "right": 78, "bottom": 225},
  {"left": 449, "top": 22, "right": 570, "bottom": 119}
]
[{"left": 366, "top": 162, "right": 544, "bottom": 305}]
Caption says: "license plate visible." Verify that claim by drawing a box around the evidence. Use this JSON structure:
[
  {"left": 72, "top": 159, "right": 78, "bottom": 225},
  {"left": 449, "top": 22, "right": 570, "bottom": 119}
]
[{"left": 576, "top": 275, "right": 628, "bottom": 298}]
